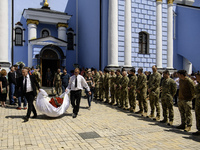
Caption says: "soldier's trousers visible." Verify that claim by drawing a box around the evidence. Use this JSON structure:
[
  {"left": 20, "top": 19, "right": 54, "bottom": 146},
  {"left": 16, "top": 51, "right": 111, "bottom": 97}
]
[
  {"left": 116, "top": 89, "right": 121, "bottom": 106},
  {"left": 161, "top": 98, "right": 174, "bottom": 121},
  {"left": 195, "top": 99, "right": 200, "bottom": 131},
  {"left": 110, "top": 87, "right": 115, "bottom": 104},
  {"left": 149, "top": 92, "right": 160, "bottom": 117},
  {"left": 129, "top": 90, "right": 136, "bottom": 109},
  {"left": 121, "top": 90, "right": 128, "bottom": 108},
  {"left": 55, "top": 82, "right": 62, "bottom": 95},
  {"left": 99, "top": 86, "right": 104, "bottom": 100},
  {"left": 137, "top": 92, "right": 148, "bottom": 112},
  {"left": 94, "top": 85, "right": 99, "bottom": 99},
  {"left": 178, "top": 99, "right": 192, "bottom": 127},
  {"left": 105, "top": 86, "right": 109, "bottom": 101}
]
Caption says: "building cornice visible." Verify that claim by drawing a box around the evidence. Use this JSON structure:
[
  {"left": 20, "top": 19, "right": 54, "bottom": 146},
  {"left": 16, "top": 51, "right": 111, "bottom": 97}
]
[{"left": 27, "top": 19, "right": 39, "bottom": 25}]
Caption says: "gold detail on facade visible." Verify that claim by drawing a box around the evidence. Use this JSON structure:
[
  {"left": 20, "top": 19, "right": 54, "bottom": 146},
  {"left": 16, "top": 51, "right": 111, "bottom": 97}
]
[
  {"left": 156, "top": 0, "right": 162, "bottom": 2},
  {"left": 57, "top": 23, "right": 68, "bottom": 28},
  {"left": 27, "top": 19, "right": 39, "bottom": 25},
  {"left": 168, "top": 0, "right": 174, "bottom": 4},
  {"left": 44, "top": 0, "right": 49, "bottom": 7}
]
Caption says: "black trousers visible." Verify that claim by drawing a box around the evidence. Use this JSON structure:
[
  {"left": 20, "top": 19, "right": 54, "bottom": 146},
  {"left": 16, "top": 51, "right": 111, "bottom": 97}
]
[
  {"left": 25, "top": 91, "right": 37, "bottom": 118},
  {"left": 70, "top": 90, "right": 82, "bottom": 115}
]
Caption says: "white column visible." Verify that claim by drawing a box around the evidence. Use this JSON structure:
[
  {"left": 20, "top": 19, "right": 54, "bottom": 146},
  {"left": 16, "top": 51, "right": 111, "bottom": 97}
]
[
  {"left": 0, "top": 0, "right": 9, "bottom": 70},
  {"left": 108, "top": 0, "right": 118, "bottom": 67},
  {"left": 58, "top": 23, "right": 67, "bottom": 41},
  {"left": 124, "top": 0, "right": 132, "bottom": 67},
  {"left": 167, "top": 0, "right": 174, "bottom": 69},
  {"left": 156, "top": 0, "right": 162, "bottom": 68},
  {"left": 27, "top": 20, "right": 38, "bottom": 67}
]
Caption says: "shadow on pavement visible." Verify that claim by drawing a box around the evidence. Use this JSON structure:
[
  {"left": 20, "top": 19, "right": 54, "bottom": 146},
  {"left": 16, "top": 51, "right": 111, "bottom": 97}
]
[{"left": 183, "top": 135, "right": 200, "bottom": 142}]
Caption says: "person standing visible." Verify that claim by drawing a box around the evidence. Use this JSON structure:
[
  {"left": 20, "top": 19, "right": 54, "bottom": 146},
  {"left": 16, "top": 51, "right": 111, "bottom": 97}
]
[
  {"left": 98, "top": 71, "right": 104, "bottom": 101},
  {"left": 103, "top": 68, "right": 110, "bottom": 103},
  {"left": 147, "top": 65, "right": 161, "bottom": 121},
  {"left": 136, "top": 67, "right": 148, "bottom": 116},
  {"left": 66, "top": 68, "right": 91, "bottom": 118},
  {"left": 53, "top": 69, "right": 62, "bottom": 95},
  {"left": 93, "top": 69, "right": 100, "bottom": 100},
  {"left": 193, "top": 73, "right": 200, "bottom": 135},
  {"left": 85, "top": 71, "right": 94, "bottom": 109},
  {"left": 61, "top": 68, "right": 70, "bottom": 93},
  {"left": 110, "top": 70, "right": 116, "bottom": 105},
  {"left": 8, "top": 66, "right": 17, "bottom": 105},
  {"left": 120, "top": 71, "right": 129, "bottom": 110},
  {"left": 176, "top": 70, "right": 195, "bottom": 132},
  {"left": 128, "top": 68, "right": 137, "bottom": 112},
  {"left": 32, "top": 67, "right": 41, "bottom": 87},
  {"left": 160, "top": 70, "right": 177, "bottom": 125},
  {"left": 115, "top": 69, "right": 122, "bottom": 107},
  {"left": 18, "top": 67, "right": 40, "bottom": 122},
  {"left": 173, "top": 72, "right": 179, "bottom": 105},
  {"left": 0, "top": 69, "right": 8, "bottom": 107}
]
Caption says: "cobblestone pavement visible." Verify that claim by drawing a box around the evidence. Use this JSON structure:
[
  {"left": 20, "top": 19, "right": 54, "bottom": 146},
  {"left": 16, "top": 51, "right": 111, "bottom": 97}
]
[{"left": 0, "top": 92, "right": 200, "bottom": 149}]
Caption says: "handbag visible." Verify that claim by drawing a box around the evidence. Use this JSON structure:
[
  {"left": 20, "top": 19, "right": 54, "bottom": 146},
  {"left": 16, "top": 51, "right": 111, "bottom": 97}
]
[{"left": 2, "top": 87, "right": 6, "bottom": 94}]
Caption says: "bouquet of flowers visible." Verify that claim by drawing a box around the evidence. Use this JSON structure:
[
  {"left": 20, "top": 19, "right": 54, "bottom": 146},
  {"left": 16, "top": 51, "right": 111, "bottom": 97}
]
[{"left": 49, "top": 97, "right": 63, "bottom": 108}]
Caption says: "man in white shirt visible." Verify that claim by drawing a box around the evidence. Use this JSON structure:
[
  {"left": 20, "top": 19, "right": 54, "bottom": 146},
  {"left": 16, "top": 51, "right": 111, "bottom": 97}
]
[{"left": 66, "top": 68, "right": 91, "bottom": 118}]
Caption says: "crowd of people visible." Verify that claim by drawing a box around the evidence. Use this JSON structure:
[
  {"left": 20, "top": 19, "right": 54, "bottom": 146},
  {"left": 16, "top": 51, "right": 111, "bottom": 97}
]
[{"left": 0, "top": 64, "right": 200, "bottom": 135}]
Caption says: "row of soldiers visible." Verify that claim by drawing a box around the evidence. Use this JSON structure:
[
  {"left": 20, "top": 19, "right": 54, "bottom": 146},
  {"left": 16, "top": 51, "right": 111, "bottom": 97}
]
[{"left": 91, "top": 66, "right": 200, "bottom": 135}]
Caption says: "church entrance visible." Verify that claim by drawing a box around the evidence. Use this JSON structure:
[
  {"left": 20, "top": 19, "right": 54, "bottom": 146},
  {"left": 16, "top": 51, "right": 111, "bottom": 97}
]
[{"left": 40, "top": 49, "right": 60, "bottom": 86}]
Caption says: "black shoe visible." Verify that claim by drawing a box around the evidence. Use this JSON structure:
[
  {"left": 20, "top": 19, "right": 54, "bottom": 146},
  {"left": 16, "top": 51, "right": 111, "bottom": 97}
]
[
  {"left": 23, "top": 116, "right": 29, "bottom": 122},
  {"left": 72, "top": 113, "right": 77, "bottom": 118}
]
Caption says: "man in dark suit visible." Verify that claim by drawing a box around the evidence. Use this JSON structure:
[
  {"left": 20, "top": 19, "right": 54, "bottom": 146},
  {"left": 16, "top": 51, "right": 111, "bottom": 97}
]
[{"left": 18, "top": 67, "right": 40, "bottom": 122}]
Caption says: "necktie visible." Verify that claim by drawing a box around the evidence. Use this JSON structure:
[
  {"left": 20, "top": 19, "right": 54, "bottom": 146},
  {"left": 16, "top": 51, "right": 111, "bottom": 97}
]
[
  {"left": 24, "top": 76, "right": 27, "bottom": 93},
  {"left": 75, "top": 76, "right": 77, "bottom": 88}
]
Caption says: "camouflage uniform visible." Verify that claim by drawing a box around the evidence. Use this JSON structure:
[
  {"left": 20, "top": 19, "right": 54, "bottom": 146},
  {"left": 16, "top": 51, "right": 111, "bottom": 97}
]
[
  {"left": 104, "top": 72, "right": 110, "bottom": 102},
  {"left": 110, "top": 73, "right": 116, "bottom": 104},
  {"left": 195, "top": 83, "right": 200, "bottom": 131},
  {"left": 178, "top": 77, "right": 195, "bottom": 127},
  {"left": 93, "top": 72, "right": 100, "bottom": 99},
  {"left": 32, "top": 70, "right": 41, "bottom": 87},
  {"left": 120, "top": 75, "right": 129, "bottom": 109},
  {"left": 128, "top": 75, "right": 137, "bottom": 111},
  {"left": 148, "top": 72, "right": 161, "bottom": 118},
  {"left": 161, "top": 78, "right": 177, "bottom": 122},
  {"left": 54, "top": 72, "right": 62, "bottom": 95},
  {"left": 136, "top": 73, "right": 148, "bottom": 113},
  {"left": 99, "top": 74, "right": 104, "bottom": 101},
  {"left": 115, "top": 74, "right": 122, "bottom": 107}
]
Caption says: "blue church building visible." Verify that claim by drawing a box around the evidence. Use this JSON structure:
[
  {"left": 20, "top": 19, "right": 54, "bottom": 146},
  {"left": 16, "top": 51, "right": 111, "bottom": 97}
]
[{"left": 0, "top": 0, "right": 199, "bottom": 84}]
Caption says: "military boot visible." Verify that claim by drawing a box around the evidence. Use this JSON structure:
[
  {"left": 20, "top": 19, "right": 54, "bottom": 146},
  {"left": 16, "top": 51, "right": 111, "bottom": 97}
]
[
  {"left": 160, "top": 119, "right": 168, "bottom": 123},
  {"left": 147, "top": 114, "right": 155, "bottom": 119},
  {"left": 129, "top": 107, "right": 133, "bottom": 112},
  {"left": 142, "top": 112, "right": 147, "bottom": 117},
  {"left": 135, "top": 110, "right": 143, "bottom": 114},
  {"left": 167, "top": 121, "right": 173, "bottom": 126},
  {"left": 176, "top": 124, "right": 186, "bottom": 129},
  {"left": 153, "top": 116, "right": 160, "bottom": 121},
  {"left": 184, "top": 126, "right": 191, "bottom": 132}
]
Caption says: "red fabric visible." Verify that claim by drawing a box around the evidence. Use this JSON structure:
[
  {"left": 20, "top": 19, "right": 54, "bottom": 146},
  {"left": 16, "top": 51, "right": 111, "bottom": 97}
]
[{"left": 49, "top": 97, "right": 63, "bottom": 108}]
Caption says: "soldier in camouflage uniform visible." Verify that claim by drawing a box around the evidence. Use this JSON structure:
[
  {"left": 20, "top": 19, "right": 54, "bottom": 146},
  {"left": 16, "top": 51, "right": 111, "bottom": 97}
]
[
  {"left": 128, "top": 68, "right": 137, "bottom": 112},
  {"left": 193, "top": 73, "right": 200, "bottom": 135},
  {"left": 119, "top": 71, "right": 129, "bottom": 109},
  {"left": 115, "top": 69, "right": 122, "bottom": 107},
  {"left": 136, "top": 67, "right": 148, "bottom": 116},
  {"left": 177, "top": 70, "right": 195, "bottom": 132},
  {"left": 53, "top": 69, "right": 62, "bottom": 96},
  {"left": 160, "top": 70, "right": 177, "bottom": 125},
  {"left": 147, "top": 65, "right": 161, "bottom": 121},
  {"left": 32, "top": 67, "right": 41, "bottom": 87},
  {"left": 110, "top": 70, "right": 116, "bottom": 105},
  {"left": 93, "top": 69, "right": 100, "bottom": 100},
  {"left": 98, "top": 71, "right": 104, "bottom": 101},
  {"left": 103, "top": 68, "right": 110, "bottom": 103}
]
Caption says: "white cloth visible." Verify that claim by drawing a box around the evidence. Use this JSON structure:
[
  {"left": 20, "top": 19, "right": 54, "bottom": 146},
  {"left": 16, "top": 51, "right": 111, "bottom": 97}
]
[
  {"left": 36, "top": 89, "right": 70, "bottom": 117},
  {"left": 23, "top": 74, "right": 33, "bottom": 93},
  {"left": 67, "top": 74, "right": 90, "bottom": 91}
]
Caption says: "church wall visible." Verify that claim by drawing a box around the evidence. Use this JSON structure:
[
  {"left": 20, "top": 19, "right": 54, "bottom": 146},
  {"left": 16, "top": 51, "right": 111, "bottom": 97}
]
[
  {"left": 117, "top": 0, "right": 168, "bottom": 72},
  {"left": 77, "top": 0, "right": 100, "bottom": 70},
  {"left": 174, "top": 4, "right": 200, "bottom": 72}
]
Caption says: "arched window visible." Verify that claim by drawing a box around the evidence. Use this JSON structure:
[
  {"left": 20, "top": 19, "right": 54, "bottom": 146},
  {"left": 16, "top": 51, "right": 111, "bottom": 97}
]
[
  {"left": 41, "top": 29, "right": 50, "bottom": 38},
  {"left": 139, "top": 32, "right": 149, "bottom": 54},
  {"left": 67, "top": 28, "right": 75, "bottom": 50},
  {"left": 15, "top": 28, "right": 23, "bottom": 46}
]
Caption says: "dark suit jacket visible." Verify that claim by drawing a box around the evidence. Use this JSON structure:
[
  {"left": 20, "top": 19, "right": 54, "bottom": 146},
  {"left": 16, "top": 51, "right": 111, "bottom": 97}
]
[{"left": 18, "top": 75, "right": 40, "bottom": 97}]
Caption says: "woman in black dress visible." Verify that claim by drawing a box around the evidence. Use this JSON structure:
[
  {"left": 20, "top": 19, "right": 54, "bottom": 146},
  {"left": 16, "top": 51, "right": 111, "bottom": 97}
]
[{"left": 0, "top": 69, "right": 8, "bottom": 107}]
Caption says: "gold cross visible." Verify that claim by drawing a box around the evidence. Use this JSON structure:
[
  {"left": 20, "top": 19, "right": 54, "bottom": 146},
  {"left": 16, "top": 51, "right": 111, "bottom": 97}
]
[{"left": 44, "top": 0, "right": 49, "bottom": 7}]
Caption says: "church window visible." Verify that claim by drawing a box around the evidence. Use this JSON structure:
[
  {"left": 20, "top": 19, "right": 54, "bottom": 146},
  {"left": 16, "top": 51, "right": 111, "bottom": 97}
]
[
  {"left": 139, "top": 32, "right": 149, "bottom": 54},
  {"left": 67, "top": 28, "right": 75, "bottom": 50},
  {"left": 15, "top": 28, "right": 23, "bottom": 46}
]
